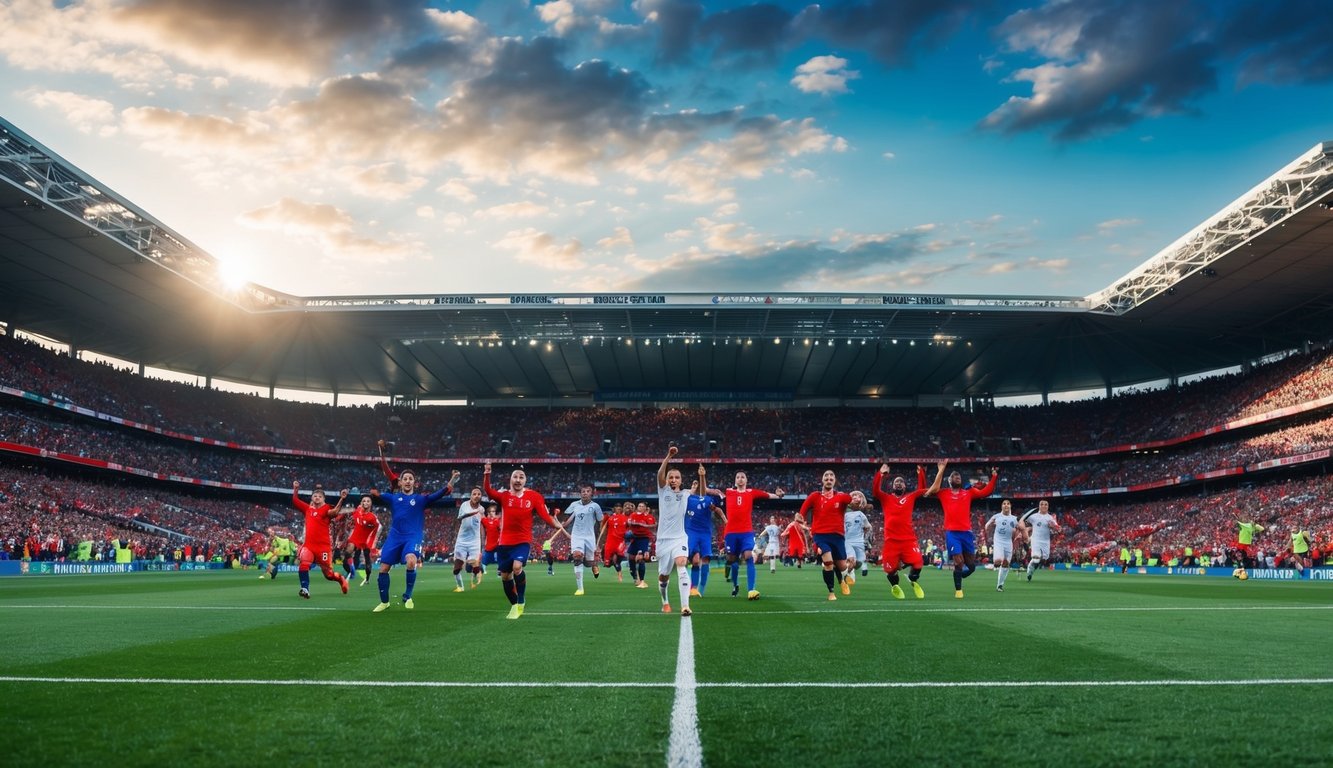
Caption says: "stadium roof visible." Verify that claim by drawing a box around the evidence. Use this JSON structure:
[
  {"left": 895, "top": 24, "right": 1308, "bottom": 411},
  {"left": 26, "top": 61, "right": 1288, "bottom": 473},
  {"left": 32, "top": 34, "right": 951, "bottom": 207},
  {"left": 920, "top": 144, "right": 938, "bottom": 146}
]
[{"left": 3, "top": 116, "right": 1333, "bottom": 402}]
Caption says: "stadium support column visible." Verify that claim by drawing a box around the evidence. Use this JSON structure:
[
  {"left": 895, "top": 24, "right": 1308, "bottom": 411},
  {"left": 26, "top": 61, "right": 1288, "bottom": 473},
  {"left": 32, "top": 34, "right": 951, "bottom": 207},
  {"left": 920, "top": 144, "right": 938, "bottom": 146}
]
[
  {"left": 205, "top": 375, "right": 212, "bottom": 390},
  {"left": 269, "top": 384, "right": 275, "bottom": 399}
]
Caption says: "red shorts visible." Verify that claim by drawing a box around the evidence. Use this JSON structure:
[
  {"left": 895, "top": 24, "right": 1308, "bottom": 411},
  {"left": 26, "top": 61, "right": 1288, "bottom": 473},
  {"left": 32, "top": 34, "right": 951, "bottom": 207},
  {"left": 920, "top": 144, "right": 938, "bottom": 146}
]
[
  {"left": 881, "top": 539, "right": 924, "bottom": 570},
  {"left": 299, "top": 546, "right": 334, "bottom": 570},
  {"left": 348, "top": 534, "right": 373, "bottom": 549},
  {"left": 786, "top": 543, "right": 806, "bottom": 558},
  {"left": 1233, "top": 543, "right": 1253, "bottom": 557}
]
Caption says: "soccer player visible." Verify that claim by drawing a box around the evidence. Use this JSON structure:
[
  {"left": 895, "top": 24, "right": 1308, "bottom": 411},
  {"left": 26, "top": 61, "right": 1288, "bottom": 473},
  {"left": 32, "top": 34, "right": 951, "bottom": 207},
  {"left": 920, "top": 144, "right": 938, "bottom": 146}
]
[
  {"left": 984, "top": 499, "right": 1023, "bottom": 592},
  {"left": 290, "top": 482, "right": 350, "bottom": 599},
  {"left": 874, "top": 462, "right": 944, "bottom": 599},
  {"left": 652, "top": 447, "right": 694, "bottom": 616},
  {"left": 478, "top": 504, "right": 501, "bottom": 587},
  {"left": 798, "top": 470, "right": 854, "bottom": 601},
  {"left": 722, "top": 471, "right": 784, "bottom": 599},
  {"left": 260, "top": 530, "right": 295, "bottom": 580},
  {"left": 483, "top": 462, "right": 565, "bottom": 619},
  {"left": 451, "top": 487, "right": 485, "bottom": 592},
  {"left": 842, "top": 491, "right": 872, "bottom": 587},
  {"left": 562, "top": 483, "right": 604, "bottom": 595},
  {"left": 369, "top": 467, "right": 460, "bottom": 612},
  {"left": 685, "top": 473, "right": 725, "bottom": 597},
  {"left": 542, "top": 533, "right": 556, "bottom": 576},
  {"left": 930, "top": 462, "right": 998, "bottom": 599},
  {"left": 782, "top": 516, "right": 807, "bottom": 568},
  {"left": 1291, "top": 527, "right": 1313, "bottom": 579},
  {"left": 627, "top": 502, "right": 656, "bottom": 589},
  {"left": 760, "top": 516, "right": 782, "bottom": 573},
  {"left": 1023, "top": 499, "right": 1060, "bottom": 581},
  {"left": 598, "top": 502, "right": 629, "bottom": 582},
  {"left": 344, "top": 495, "right": 382, "bottom": 586},
  {"left": 1232, "top": 516, "right": 1265, "bottom": 570}
]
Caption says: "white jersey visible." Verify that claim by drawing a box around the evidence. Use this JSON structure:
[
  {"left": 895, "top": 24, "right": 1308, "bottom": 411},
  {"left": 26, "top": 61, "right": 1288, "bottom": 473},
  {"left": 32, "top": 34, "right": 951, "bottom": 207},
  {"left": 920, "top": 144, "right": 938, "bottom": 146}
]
[
  {"left": 455, "top": 501, "right": 483, "bottom": 547},
  {"left": 657, "top": 484, "right": 689, "bottom": 540},
  {"left": 843, "top": 509, "right": 870, "bottom": 546},
  {"left": 563, "top": 499, "right": 604, "bottom": 539},
  {"left": 1028, "top": 512, "right": 1057, "bottom": 544},
  {"left": 987, "top": 512, "right": 1020, "bottom": 546},
  {"left": 762, "top": 524, "right": 780, "bottom": 541}
]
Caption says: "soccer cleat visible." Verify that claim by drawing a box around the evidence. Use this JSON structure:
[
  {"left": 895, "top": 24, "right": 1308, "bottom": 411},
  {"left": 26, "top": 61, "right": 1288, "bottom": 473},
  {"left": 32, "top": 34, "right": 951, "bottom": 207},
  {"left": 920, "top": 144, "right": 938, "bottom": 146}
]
[
  {"left": 404, "top": 598, "right": 415, "bottom": 610},
  {"left": 635, "top": 581, "right": 648, "bottom": 589},
  {"left": 516, "top": 603, "right": 524, "bottom": 617},
  {"left": 689, "top": 588, "right": 701, "bottom": 597},
  {"left": 359, "top": 578, "right": 369, "bottom": 587},
  {"left": 340, "top": 577, "right": 349, "bottom": 595},
  {"left": 258, "top": 574, "right": 267, "bottom": 580},
  {"left": 890, "top": 584, "right": 905, "bottom": 600},
  {"left": 681, "top": 607, "right": 692, "bottom": 617},
  {"left": 299, "top": 588, "right": 310, "bottom": 599},
  {"left": 747, "top": 590, "right": 760, "bottom": 601},
  {"left": 662, "top": 603, "right": 672, "bottom": 613},
  {"left": 840, "top": 581, "right": 851, "bottom": 596},
  {"left": 997, "top": 585, "right": 1004, "bottom": 592},
  {"left": 827, "top": 592, "right": 837, "bottom": 601},
  {"left": 846, "top": 574, "right": 856, "bottom": 586},
  {"left": 954, "top": 589, "right": 964, "bottom": 599},
  {"left": 506, "top": 605, "right": 521, "bottom": 620},
  {"left": 592, "top": 568, "right": 600, "bottom": 579},
  {"left": 453, "top": 586, "right": 465, "bottom": 593},
  {"left": 912, "top": 582, "right": 925, "bottom": 599},
  {"left": 1027, "top": 573, "right": 1033, "bottom": 582},
  {"left": 731, "top": 584, "right": 740, "bottom": 597},
  {"left": 372, "top": 601, "right": 390, "bottom": 612},
  {"left": 574, "top": 589, "right": 585, "bottom": 596}
]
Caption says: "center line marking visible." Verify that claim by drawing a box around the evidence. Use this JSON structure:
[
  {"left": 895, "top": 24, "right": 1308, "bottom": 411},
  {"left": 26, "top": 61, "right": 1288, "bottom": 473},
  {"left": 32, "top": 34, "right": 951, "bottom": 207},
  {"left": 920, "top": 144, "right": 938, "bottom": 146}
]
[{"left": 667, "top": 616, "right": 703, "bottom": 768}]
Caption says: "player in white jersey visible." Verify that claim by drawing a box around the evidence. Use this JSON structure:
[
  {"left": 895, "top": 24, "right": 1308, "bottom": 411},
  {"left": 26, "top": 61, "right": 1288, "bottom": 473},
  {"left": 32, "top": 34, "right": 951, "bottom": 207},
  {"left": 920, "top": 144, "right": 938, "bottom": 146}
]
[
  {"left": 654, "top": 446, "right": 694, "bottom": 616},
  {"left": 761, "top": 516, "right": 781, "bottom": 573},
  {"left": 983, "top": 499, "right": 1024, "bottom": 592},
  {"left": 1024, "top": 499, "right": 1061, "bottom": 581},
  {"left": 561, "top": 483, "right": 604, "bottom": 596},
  {"left": 452, "top": 487, "right": 485, "bottom": 592},
  {"left": 842, "top": 492, "right": 872, "bottom": 588}
]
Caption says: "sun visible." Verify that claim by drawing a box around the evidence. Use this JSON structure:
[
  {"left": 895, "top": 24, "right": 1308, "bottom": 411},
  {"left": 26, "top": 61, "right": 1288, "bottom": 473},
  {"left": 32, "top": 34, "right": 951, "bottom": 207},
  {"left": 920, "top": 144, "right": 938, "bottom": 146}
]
[{"left": 213, "top": 252, "right": 250, "bottom": 292}]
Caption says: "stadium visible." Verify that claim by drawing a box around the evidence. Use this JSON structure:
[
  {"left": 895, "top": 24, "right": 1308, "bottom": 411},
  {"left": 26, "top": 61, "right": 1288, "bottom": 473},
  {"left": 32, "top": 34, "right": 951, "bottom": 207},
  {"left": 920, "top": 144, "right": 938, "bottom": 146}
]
[{"left": 3, "top": 23, "right": 1333, "bottom": 768}]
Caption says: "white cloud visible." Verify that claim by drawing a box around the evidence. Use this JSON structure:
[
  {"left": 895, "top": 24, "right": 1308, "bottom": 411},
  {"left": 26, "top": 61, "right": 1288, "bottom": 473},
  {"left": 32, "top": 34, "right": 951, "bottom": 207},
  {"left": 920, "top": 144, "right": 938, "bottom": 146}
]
[
  {"left": 438, "top": 179, "right": 478, "bottom": 204},
  {"left": 238, "top": 197, "right": 420, "bottom": 265},
  {"left": 477, "top": 201, "right": 551, "bottom": 220},
  {"left": 791, "top": 55, "right": 861, "bottom": 95},
  {"left": 23, "top": 89, "right": 117, "bottom": 135},
  {"left": 493, "top": 228, "right": 586, "bottom": 270},
  {"left": 596, "top": 226, "right": 635, "bottom": 250}
]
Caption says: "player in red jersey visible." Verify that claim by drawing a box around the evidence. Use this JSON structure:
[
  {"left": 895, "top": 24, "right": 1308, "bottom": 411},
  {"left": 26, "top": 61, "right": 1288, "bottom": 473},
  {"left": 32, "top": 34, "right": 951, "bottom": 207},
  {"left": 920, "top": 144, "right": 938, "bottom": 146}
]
[
  {"left": 798, "top": 470, "right": 854, "bottom": 601},
  {"left": 931, "top": 461, "right": 998, "bottom": 599},
  {"left": 291, "top": 481, "right": 350, "bottom": 599},
  {"left": 483, "top": 462, "right": 565, "bottom": 619},
  {"left": 343, "top": 495, "right": 382, "bottom": 587},
  {"left": 722, "top": 471, "right": 785, "bottom": 599},
  {"left": 626, "top": 502, "right": 657, "bottom": 588},
  {"left": 874, "top": 461, "right": 945, "bottom": 599},
  {"left": 478, "top": 504, "right": 501, "bottom": 588},
  {"left": 782, "top": 517, "right": 807, "bottom": 567},
  {"left": 599, "top": 503, "right": 630, "bottom": 582}
]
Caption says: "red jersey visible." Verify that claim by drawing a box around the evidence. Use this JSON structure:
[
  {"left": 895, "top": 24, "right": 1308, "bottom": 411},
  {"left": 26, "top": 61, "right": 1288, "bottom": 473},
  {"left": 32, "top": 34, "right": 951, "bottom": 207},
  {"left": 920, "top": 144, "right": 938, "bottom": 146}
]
[
  {"left": 799, "top": 491, "right": 853, "bottom": 535},
  {"left": 481, "top": 516, "right": 501, "bottom": 552},
  {"left": 874, "top": 467, "right": 927, "bottom": 542},
  {"left": 938, "top": 475, "right": 997, "bottom": 532},
  {"left": 293, "top": 491, "right": 340, "bottom": 552},
  {"left": 484, "top": 475, "right": 559, "bottom": 546},
  {"left": 724, "top": 488, "right": 776, "bottom": 535},
  {"left": 347, "top": 508, "right": 381, "bottom": 548},
  {"left": 628, "top": 511, "right": 656, "bottom": 538},
  {"left": 604, "top": 512, "right": 629, "bottom": 541},
  {"left": 783, "top": 522, "right": 806, "bottom": 554}
]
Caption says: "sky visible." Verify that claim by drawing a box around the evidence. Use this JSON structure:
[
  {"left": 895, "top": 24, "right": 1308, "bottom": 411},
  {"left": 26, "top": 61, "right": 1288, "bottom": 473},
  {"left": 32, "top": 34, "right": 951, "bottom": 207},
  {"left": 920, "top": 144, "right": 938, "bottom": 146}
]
[{"left": 2, "top": 0, "right": 1332, "bottom": 299}]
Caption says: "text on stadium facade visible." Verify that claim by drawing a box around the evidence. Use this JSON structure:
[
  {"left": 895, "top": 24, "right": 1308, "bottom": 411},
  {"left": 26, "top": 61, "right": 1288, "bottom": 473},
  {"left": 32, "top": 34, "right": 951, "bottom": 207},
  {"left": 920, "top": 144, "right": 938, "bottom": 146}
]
[
  {"left": 592, "top": 295, "right": 666, "bottom": 304},
  {"left": 882, "top": 295, "right": 949, "bottom": 305},
  {"left": 510, "top": 295, "right": 555, "bottom": 304}
]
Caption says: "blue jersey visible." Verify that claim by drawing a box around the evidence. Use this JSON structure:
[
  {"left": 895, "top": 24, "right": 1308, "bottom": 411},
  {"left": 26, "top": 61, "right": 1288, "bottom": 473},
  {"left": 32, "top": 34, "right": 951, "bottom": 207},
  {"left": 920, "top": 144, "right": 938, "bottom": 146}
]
[
  {"left": 684, "top": 494, "right": 716, "bottom": 535},
  {"left": 383, "top": 486, "right": 452, "bottom": 540}
]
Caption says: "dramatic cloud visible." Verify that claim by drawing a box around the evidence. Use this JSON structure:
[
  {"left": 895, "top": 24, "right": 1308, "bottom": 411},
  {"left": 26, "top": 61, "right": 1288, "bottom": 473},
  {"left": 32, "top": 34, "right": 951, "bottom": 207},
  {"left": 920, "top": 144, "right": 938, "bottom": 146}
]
[
  {"left": 238, "top": 198, "right": 420, "bottom": 264},
  {"left": 791, "top": 55, "right": 861, "bottom": 94},
  {"left": 493, "top": 227, "right": 586, "bottom": 270},
  {"left": 800, "top": 0, "right": 986, "bottom": 67},
  {"left": 121, "top": 106, "right": 270, "bottom": 154}
]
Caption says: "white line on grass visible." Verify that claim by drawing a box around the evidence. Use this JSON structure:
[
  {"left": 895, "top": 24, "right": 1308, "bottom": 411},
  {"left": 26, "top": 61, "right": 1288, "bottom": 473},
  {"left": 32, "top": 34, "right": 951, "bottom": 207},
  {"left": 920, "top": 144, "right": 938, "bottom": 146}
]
[
  {"left": 1, "top": 676, "right": 1330, "bottom": 689},
  {"left": 667, "top": 616, "right": 703, "bottom": 768},
  {"left": 0, "top": 604, "right": 336, "bottom": 611},
  {"left": 460, "top": 604, "right": 1333, "bottom": 618}
]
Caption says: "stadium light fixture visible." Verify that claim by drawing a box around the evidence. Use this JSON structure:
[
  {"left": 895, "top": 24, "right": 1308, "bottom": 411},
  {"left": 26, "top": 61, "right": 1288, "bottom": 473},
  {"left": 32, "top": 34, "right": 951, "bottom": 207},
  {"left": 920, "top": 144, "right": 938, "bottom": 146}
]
[
  {"left": 774, "top": 337, "right": 781, "bottom": 344},
  {"left": 529, "top": 339, "right": 538, "bottom": 346}
]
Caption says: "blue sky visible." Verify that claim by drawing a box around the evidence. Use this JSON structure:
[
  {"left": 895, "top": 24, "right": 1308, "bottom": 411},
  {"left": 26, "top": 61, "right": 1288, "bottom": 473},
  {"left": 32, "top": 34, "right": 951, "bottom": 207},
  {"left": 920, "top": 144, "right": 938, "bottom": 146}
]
[{"left": 2, "top": 0, "right": 1331, "bottom": 298}]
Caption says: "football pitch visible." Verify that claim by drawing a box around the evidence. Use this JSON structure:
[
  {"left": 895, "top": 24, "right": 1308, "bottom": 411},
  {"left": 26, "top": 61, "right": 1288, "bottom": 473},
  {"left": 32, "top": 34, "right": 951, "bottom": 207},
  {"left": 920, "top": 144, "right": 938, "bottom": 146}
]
[{"left": 2, "top": 565, "right": 1331, "bottom": 767}]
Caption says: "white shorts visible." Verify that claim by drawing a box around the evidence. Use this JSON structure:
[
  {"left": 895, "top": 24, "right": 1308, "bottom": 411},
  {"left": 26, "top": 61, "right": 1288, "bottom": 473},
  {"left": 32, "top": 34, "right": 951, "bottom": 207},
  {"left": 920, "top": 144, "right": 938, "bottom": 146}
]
[
  {"left": 846, "top": 542, "right": 866, "bottom": 563},
  {"left": 992, "top": 540, "right": 1013, "bottom": 562},
  {"left": 454, "top": 542, "right": 480, "bottom": 562},
  {"left": 1031, "top": 541, "right": 1051, "bottom": 560},
  {"left": 655, "top": 536, "right": 688, "bottom": 576},
  {"left": 569, "top": 533, "right": 597, "bottom": 558},
  {"left": 764, "top": 541, "right": 779, "bottom": 558}
]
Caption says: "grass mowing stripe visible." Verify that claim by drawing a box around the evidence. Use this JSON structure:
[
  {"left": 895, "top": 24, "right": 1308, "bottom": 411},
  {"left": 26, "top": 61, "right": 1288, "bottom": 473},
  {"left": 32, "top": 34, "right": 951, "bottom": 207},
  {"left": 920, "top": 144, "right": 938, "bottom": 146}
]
[
  {"left": 3, "top": 676, "right": 1329, "bottom": 688},
  {"left": 0, "top": 604, "right": 336, "bottom": 611},
  {"left": 439, "top": 604, "right": 1333, "bottom": 617},
  {"left": 667, "top": 617, "right": 702, "bottom": 768}
]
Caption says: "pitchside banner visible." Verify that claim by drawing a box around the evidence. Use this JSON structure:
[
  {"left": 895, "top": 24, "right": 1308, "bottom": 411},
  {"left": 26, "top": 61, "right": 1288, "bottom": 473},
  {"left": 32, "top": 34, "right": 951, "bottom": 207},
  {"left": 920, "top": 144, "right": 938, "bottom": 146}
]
[
  {"left": 1064, "top": 564, "right": 1333, "bottom": 580},
  {"left": 2, "top": 561, "right": 299, "bottom": 576}
]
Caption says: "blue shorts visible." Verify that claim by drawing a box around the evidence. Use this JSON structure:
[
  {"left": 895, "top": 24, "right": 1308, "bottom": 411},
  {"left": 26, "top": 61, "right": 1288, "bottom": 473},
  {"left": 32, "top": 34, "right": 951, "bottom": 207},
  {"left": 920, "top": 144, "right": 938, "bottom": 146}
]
[
  {"left": 687, "top": 531, "right": 714, "bottom": 559},
  {"left": 628, "top": 536, "right": 653, "bottom": 557},
  {"left": 378, "top": 534, "right": 423, "bottom": 566},
  {"left": 813, "top": 533, "right": 847, "bottom": 562},
  {"left": 724, "top": 532, "right": 756, "bottom": 557},
  {"left": 946, "top": 531, "right": 976, "bottom": 558},
  {"left": 496, "top": 543, "right": 531, "bottom": 573},
  {"left": 481, "top": 549, "right": 498, "bottom": 566}
]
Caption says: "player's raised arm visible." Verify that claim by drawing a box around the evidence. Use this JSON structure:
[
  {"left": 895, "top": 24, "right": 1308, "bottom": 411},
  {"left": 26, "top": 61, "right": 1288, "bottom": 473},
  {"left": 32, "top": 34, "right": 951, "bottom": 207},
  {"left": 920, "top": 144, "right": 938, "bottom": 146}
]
[
  {"left": 482, "top": 461, "right": 501, "bottom": 499},
  {"left": 972, "top": 466, "right": 999, "bottom": 497},
  {"left": 535, "top": 498, "right": 564, "bottom": 531},
  {"left": 658, "top": 446, "right": 678, "bottom": 488},
  {"left": 291, "top": 481, "right": 311, "bottom": 513},
  {"left": 924, "top": 460, "right": 947, "bottom": 497},
  {"left": 377, "top": 440, "right": 399, "bottom": 487},
  {"left": 424, "top": 470, "right": 461, "bottom": 505},
  {"left": 330, "top": 488, "right": 350, "bottom": 516}
]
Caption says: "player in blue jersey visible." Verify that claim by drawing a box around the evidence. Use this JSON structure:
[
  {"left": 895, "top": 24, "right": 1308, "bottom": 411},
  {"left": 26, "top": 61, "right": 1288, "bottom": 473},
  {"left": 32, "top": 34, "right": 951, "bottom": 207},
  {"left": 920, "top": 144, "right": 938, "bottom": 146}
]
[
  {"left": 369, "top": 467, "right": 460, "bottom": 613},
  {"left": 684, "top": 471, "right": 725, "bottom": 597}
]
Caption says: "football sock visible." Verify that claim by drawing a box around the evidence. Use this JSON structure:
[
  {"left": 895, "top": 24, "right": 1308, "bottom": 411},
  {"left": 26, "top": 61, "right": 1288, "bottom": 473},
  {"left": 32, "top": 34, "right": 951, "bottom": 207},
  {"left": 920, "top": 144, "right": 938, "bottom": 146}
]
[
  {"left": 677, "top": 566, "right": 691, "bottom": 609},
  {"left": 454, "top": 571, "right": 464, "bottom": 589},
  {"left": 299, "top": 569, "right": 310, "bottom": 590},
  {"left": 659, "top": 578, "right": 669, "bottom": 604},
  {"left": 887, "top": 571, "right": 900, "bottom": 586},
  {"left": 502, "top": 578, "right": 517, "bottom": 605},
  {"left": 1027, "top": 561, "right": 1036, "bottom": 578},
  {"left": 909, "top": 567, "right": 922, "bottom": 582},
  {"left": 638, "top": 562, "right": 647, "bottom": 582},
  {"left": 834, "top": 568, "right": 844, "bottom": 584},
  {"left": 378, "top": 572, "right": 390, "bottom": 603},
  {"left": 953, "top": 570, "right": 963, "bottom": 590},
  {"left": 699, "top": 562, "right": 709, "bottom": 593},
  {"left": 746, "top": 561, "right": 756, "bottom": 592},
  {"left": 822, "top": 569, "right": 836, "bottom": 592},
  {"left": 690, "top": 565, "right": 701, "bottom": 588},
  {"left": 575, "top": 563, "right": 584, "bottom": 590},
  {"left": 404, "top": 569, "right": 417, "bottom": 599},
  {"left": 515, "top": 570, "right": 527, "bottom": 602},
  {"left": 961, "top": 562, "right": 976, "bottom": 579},
  {"left": 998, "top": 567, "right": 1008, "bottom": 587}
]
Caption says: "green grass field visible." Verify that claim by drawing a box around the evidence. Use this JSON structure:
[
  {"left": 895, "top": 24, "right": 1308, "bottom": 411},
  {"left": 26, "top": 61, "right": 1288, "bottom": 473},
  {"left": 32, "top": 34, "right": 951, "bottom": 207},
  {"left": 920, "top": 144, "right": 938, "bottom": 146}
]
[{"left": 2, "top": 563, "right": 1331, "bottom": 767}]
